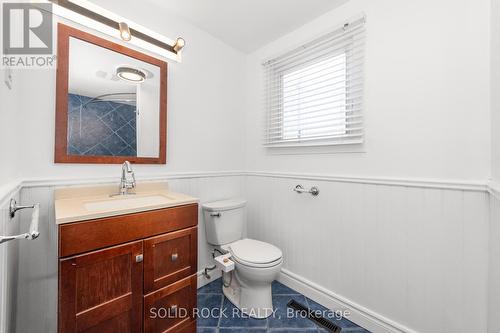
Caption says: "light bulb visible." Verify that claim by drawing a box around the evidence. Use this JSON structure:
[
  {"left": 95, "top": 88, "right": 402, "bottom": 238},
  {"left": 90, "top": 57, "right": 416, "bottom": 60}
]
[
  {"left": 119, "top": 22, "right": 131, "bottom": 41},
  {"left": 173, "top": 37, "right": 186, "bottom": 52}
]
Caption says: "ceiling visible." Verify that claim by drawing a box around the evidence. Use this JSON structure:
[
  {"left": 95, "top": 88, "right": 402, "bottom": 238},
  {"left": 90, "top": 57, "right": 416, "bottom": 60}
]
[{"left": 144, "top": 0, "right": 348, "bottom": 53}]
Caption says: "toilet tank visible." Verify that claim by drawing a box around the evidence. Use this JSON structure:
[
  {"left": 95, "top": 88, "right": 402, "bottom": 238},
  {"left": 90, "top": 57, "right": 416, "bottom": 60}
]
[{"left": 202, "top": 198, "right": 247, "bottom": 245}]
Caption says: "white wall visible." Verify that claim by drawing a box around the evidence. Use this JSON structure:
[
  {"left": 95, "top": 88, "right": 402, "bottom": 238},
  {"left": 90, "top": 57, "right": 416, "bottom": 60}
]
[
  {"left": 243, "top": 1, "right": 492, "bottom": 332},
  {"left": 1, "top": 1, "right": 496, "bottom": 333},
  {"left": 11, "top": 0, "right": 246, "bottom": 181},
  {"left": 492, "top": 0, "right": 500, "bottom": 182},
  {"left": 0, "top": 67, "right": 22, "bottom": 333},
  {"left": 489, "top": 2, "right": 500, "bottom": 332},
  {"left": 0, "top": 69, "right": 22, "bottom": 187},
  {"left": 0, "top": 191, "right": 21, "bottom": 333},
  {"left": 0, "top": 69, "right": 24, "bottom": 333},
  {"left": 244, "top": 0, "right": 491, "bottom": 181},
  {"left": 247, "top": 175, "right": 489, "bottom": 333},
  {"left": 0, "top": 2, "right": 247, "bottom": 332},
  {"left": 0, "top": 7, "right": 24, "bottom": 187}
]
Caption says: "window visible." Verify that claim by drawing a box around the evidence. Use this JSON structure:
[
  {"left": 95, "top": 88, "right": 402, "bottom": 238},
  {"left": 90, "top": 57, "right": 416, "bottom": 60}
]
[{"left": 263, "top": 17, "right": 365, "bottom": 147}]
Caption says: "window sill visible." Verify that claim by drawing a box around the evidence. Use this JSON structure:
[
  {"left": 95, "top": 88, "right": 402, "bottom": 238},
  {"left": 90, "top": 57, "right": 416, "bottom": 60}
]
[{"left": 263, "top": 141, "right": 366, "bottom": 155}]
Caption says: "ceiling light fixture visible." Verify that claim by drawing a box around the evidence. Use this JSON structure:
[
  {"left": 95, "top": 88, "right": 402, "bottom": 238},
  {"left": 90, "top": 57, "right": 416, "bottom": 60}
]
[
  {"left": 118, "top": 22, "right": 131, "bottom": 41},
  {"left": 173, "top": 37, "right": 186, "bottom": 52},
  {"left": 116, "top": 67, "right": 146, "bottom": 83}
]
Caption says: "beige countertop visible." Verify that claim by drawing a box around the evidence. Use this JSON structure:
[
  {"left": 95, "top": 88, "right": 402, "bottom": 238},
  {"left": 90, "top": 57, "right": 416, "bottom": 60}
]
[{"left": 55, "top": 182, "right": 198, "bottom": 224}]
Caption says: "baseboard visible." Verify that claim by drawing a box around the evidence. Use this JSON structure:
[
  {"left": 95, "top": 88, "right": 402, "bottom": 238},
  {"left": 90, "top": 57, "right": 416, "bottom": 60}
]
[
  {"left": 197, "top": 269, "right": 222, "bottom": 289},
  {"left": 277, "top": 269, "right": 420, "bottom": 333},
  {"left": 194, "top": 266, "right": 420, "bottom": 332}
]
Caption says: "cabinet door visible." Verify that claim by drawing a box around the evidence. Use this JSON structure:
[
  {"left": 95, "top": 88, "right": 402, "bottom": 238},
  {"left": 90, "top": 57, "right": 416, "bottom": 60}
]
[
  {"left": 144, "top": 275, "right": 197, "bottom": 333},
  {"left": 59, "top": 241, "right": 143, "bottom": 333},
  {"left": 144, "top": 227, "right": 197, "bottom": 292}
]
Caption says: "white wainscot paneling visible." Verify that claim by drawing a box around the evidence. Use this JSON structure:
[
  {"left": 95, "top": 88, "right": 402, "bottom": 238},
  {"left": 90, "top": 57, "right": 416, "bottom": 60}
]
[
  {"left": 12, "top": 175, "right": 244, "bottom": 333},
  {"left": 245, "top": 175, "right": 489, "bottom": 333},
  {"left": 0, "top": 191, "right": 21, "bottom": 333},
  {"left": 489, "top": 193, "right": 500, "bottom": 333},
  {"left": 15, "top": 186, "right": 58, "bottom": 333}
]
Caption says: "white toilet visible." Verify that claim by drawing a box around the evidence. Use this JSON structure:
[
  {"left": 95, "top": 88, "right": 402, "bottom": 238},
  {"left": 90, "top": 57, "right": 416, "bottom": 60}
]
[{"left": 202, "top": 199, "right": 283, "bottom": 319}]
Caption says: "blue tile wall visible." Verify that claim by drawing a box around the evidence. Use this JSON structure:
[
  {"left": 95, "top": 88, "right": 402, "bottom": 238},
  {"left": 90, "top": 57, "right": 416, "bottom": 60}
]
[
  {"left": 197, "top": 278, "right": 371, "bottom": 333},
  {"left": 67, "top": 93, "right": 137, "bottom": 157}
]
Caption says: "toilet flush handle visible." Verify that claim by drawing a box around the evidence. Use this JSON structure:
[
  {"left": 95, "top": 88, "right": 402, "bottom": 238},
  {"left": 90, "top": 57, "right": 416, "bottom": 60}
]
[{"left": 210, "top": 212, "right": 221, "bottom": 218}]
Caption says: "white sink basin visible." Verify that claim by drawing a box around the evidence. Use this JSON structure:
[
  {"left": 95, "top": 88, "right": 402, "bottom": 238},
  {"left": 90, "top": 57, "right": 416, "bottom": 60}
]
[{"left": 84, "top": 194, "right": 175, "bottom": 212}]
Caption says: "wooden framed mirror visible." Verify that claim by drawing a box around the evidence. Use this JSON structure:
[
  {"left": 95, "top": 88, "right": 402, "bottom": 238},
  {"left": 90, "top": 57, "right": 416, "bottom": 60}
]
[{"left": 55, "top": 24, "right": 167, "bottom": 164}]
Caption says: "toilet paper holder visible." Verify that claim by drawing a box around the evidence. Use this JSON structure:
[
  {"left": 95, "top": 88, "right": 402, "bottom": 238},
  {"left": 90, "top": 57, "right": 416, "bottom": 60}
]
[{"left": 1, "top": 199, "right": 40, "bottom": 244}]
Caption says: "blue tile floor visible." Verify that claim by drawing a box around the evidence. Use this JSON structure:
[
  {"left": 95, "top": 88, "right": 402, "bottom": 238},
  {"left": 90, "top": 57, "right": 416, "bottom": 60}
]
[{"left": 197, "top": 278, "right": 371, "bottom": 333}]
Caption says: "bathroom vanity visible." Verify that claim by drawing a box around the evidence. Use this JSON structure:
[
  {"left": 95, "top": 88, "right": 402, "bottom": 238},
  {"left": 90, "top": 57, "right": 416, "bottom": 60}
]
[{"left": 55, "top": 183, "right": 198, "bottom": 333}]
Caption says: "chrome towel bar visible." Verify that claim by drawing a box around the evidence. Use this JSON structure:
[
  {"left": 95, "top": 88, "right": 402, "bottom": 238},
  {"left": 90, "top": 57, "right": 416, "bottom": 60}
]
[
  {"left": 1, "top": 199, "right": 40, "bottom": 245},
  {"left": 10, "top": 198, "right": 35, "bottom": 218},
  {"left": 294, "top": 185, "right": 320, "bottom": 196}
]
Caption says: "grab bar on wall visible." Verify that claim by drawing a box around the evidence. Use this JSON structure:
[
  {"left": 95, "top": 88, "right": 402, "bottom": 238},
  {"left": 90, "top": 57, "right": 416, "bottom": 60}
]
[{"left": 0, "top": 199, "right": 40, "bottom": 245}]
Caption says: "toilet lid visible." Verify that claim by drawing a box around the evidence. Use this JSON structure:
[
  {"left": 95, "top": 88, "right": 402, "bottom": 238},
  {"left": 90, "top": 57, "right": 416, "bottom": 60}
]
[{"left": 229, "top": 239, "right": 282, "bottom": 265}]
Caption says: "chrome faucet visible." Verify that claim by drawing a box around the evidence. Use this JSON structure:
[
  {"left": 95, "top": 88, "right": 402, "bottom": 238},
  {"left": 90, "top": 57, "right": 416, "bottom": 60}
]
[{"left": 118, "top": 161, "right": 136, "bottom": 195}]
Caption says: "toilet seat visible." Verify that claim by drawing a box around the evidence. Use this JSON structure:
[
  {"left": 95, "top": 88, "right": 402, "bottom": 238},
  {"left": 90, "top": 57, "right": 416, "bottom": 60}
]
[
  {"left": 227, "top": 238, "right": 283, "bottom": 268},
  {"left": 232, "top": 255, "right": 283, "bottom": 268}
]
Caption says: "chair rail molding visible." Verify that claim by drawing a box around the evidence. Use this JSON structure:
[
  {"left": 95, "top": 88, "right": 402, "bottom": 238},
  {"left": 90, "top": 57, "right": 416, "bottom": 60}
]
[
  {"left": 0, "top": 180, "right": 23, "bottom": 207},
  {"left": 1, "top": 172, "right": 495, "bottom": 205},
  {"left": 489, "top": 180, "right": 500, "bottom": 199},
  {"left": 18, "top": 171, "right": 246, "bottom": 189},
  {"left": 246, "top": 171, "right": 488, "bottom": 192},
  {"left": 11, "top": 171, "right": 490, "bottom": 192}
]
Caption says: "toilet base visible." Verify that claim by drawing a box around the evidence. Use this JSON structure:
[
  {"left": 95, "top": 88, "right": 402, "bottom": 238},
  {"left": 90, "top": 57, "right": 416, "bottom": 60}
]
[{"left": 222, "top": 271, "right": 275, "bottom": 319}]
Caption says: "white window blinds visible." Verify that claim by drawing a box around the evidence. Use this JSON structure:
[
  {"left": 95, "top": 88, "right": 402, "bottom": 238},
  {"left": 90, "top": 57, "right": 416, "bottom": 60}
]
[{"left": 263, "top": 17, "right": 366, "bottom": 147}]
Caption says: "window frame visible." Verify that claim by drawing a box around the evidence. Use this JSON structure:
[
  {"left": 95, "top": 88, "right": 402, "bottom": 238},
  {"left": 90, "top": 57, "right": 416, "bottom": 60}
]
[{"left": 263, "top": 18, "right": 365, "bottom": 149}]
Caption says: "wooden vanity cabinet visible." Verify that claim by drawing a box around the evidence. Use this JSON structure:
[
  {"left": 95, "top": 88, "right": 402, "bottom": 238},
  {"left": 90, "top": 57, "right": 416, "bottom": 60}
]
[{"left": 58, "top": 204, "right": 198, "bottom": 333}]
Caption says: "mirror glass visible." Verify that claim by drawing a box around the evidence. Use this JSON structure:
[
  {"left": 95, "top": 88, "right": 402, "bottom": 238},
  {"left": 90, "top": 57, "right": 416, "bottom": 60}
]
[{"left": 67, "top": 37, "right": 161, "bottom": 158}]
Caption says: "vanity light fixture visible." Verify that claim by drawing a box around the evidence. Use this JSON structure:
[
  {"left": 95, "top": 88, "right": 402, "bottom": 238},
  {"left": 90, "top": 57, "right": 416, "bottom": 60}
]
[
  {"left": 48, "top": 0, "right": 185, "bottom": 57},
  {"left": 116, "top": 67, "right": 146, "bottom": 83},
  {"left": 173, "top": 37, "right": 186, "bottom": 52},
  {"left": 118, "top": 22, "right": 131, "bottom": 41}
]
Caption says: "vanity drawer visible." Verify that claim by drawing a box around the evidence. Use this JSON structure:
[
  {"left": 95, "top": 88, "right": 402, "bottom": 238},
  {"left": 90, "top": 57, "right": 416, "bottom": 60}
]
[
  {"left": 59, "top": 204, "right": 198, "bottom": 257},
  {"left": 144, "top": 227, "right": 198, "bottom": 293},
  {"left": 143, "top": 274, "right": 197, "bottom": 333}
]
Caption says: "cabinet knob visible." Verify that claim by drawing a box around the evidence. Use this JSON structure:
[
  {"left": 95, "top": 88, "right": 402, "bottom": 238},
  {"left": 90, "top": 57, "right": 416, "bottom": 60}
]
[
  {"left": 135, "top": 254, "right": 143, "bottom": 263},
  {"left": 171, "top": 253, "right": 178, "bottom": 262}
]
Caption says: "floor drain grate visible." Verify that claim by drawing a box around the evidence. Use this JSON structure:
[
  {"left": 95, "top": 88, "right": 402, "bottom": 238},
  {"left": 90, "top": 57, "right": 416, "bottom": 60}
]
[{"left": 287, "top": 299, "right": 342, "bottom": 333}]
